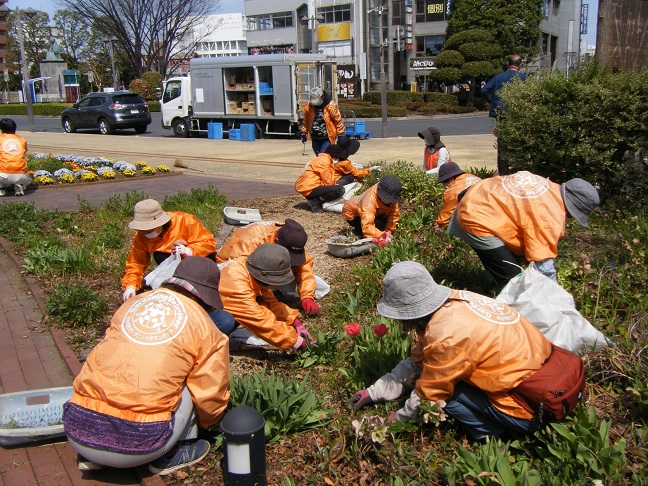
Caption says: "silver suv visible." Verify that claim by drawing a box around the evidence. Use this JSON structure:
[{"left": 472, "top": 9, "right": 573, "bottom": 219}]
[{"left": 61, "top": 91, "right": 152, "bottom": 135}]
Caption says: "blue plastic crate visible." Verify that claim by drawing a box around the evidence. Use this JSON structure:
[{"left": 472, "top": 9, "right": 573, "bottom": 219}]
[
  {"left": 208, "top": 122, "right": 223, "bottom": 139},
  {"left": 229, "top": 128, "right": 240, "bottom": 141},
  {"left": 239, "top": 124, "right": 256, "bottom": 142},
  {"left": 355, "top": 121, "right": 365, "bottom": 133}
]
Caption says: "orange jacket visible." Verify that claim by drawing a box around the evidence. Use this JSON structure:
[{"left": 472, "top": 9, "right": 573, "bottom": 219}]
[
  {"left": 216, "top": 221, "right": 316, "bottom": 300},
  {"left": 333, "top": 160, "right": 371, "bottom": 181},
  {"left": 410, "top": 290, "right": 552, "bottom": 419},
  {"left": 218, "top": 257, "right": 300, "bottom": 349},
  {"left": 300, "top": 101, "right": 345, "bottom": 145},
  {"left": 122, "top": 211, "right": 217, "bottom": 290},
  {"left": 295, "top": 152, "right": 337, "bottom": 197},
  {"left": 342, "top": 183, "right": 400, "bottom": 238},
  {"left": 456, "top": 171, "right": 566, "bottom": 262},
  {"left": 69, "top": 289, "right": 230, "bottom": 428},
  {"left": 436, "top": 173, "right": 482, "bottom": 227},
  {"left": 0, "top": 133, "right": 28, "bottom": 174}
]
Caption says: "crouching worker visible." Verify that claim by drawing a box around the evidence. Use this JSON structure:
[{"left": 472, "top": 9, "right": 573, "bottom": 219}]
[
  {"left": 218, "top": 243, "right": 315, "bottom": 349},
  {"left": 63, "top": 257, "right": 230, "bottom": 476},
  {"left": 349, "top": 261, "right": 584, "bottom": 441},
  {"left": 435, "top": 162, "right": 482, "bottom": 228},
  {"left": 122, "top": 199, "right": 217, "bottom": 301},
  {"left": 342, "top": 175, "right": 401, "bottom": 238},
  {"left": 217, "top": 219, "right": 321, "bottom": 316}
]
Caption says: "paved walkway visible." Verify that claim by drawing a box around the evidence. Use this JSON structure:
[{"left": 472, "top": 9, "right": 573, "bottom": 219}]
[{"left": 0, "top": 175, "right": 293, "bottom": 485}]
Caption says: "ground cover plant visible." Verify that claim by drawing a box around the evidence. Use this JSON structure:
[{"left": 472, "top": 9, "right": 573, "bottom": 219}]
[{"left": 0, "top": 162, "right": 645, "bottom": 484}]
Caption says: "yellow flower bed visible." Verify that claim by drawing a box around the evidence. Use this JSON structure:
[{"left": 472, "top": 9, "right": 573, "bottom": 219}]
[
  {"left": 141, "top": 166, "right": 156, "bottom": 175},
  {"left": 122, "top": 169, "right": 137, "bottom": 177},
  {"left": 81, "top": 172, "right": 99, "bottom": 182},
  {"left": 60, "top": 174, "right": 76, "bottom": 184}
]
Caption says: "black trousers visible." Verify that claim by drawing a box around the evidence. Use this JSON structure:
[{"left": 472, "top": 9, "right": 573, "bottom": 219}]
[
  {"left": 473, "top": 246, "right": 521, "bottom": 293},
  {"left": 346, "top": 215, "right": 387, "bottom": 238},
  {"left": 307, "top": 184, "right": 344, "bottom": 201}
]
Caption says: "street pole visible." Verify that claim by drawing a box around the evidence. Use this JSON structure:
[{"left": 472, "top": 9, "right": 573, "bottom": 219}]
[
  {"left": 377, "top": 7, "right": 388, "bottom": 138},
  {"left": 15, "top": 8, "right": 36, "bottom": 132},
  {"left": 103, "top": 37, "right": 119, "bottom": 90}
]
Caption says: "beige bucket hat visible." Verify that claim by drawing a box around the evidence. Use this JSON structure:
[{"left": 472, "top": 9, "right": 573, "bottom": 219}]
[{"left": 128, "top": 199, "right": 171, "bottom": 231}]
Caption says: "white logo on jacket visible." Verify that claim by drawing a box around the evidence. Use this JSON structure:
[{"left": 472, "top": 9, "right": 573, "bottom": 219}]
[
  {"left": 1, "top": 138, "right": 22, "bottom": 155},
  {"left": 121, "top": 289, "right": 187, "bottom": 345},
  {"left": 501, "top": 171, "right": 549, "bottom": 199},
  {"left": 459, "top": 290, "right": 520, "bottom": 325}
]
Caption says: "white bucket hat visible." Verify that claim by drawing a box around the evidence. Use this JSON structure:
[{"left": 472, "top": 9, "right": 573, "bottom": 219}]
[
  {"left": 377, "top": 261, "right": 451, "bottom": 320},
  {"left": 128, "top": 199, "right": 171, "bottom": 231}
]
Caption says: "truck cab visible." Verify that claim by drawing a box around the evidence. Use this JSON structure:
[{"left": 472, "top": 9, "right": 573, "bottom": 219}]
[{"left": 161, "top": 76, "right": 192, "bottom": 137}]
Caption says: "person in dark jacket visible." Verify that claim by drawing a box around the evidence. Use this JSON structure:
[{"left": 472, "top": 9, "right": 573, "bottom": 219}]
[{"left": 481, "top": 55, "right": 527, "bottom": 175}]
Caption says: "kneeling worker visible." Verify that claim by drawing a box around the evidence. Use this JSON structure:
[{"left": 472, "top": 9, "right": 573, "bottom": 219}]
[
  {"left": 342, "top": 175, "right": 402, "bottom": 238},
  {"left": 216, "top": 219, "right": 321, "bottom": 316}
]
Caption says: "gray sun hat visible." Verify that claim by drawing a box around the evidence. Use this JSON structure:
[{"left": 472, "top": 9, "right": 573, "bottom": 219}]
[
  {"left": 171, "top": 256, "right": 223, "bottom": 310},
  {"left": 437, "top": 162, "right": 465, "bottom": 183},
  {"left": 418, "top": 127, "right": 444, "bottom": 149},
  {"left": 377, "top": 261, "right": 451, "bottom": 320},
  {"left": 128, "top": 199, "right": 171, "bottom": 231},
  {"left": 376, "top": 175, "right": 402, "bottom": 203},
  {"left": 309, "top": 87, "right": 325, "bottom": 107},
  {"left": 245, "top": 243, "right": 295, "bottom": 286},
  {"left": 560, "top": 178, "right": 600, "bottom": 227}
]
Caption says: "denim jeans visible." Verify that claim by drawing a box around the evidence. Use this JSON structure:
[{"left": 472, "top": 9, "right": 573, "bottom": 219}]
[
  {"left": 311, "top": 138, "right": 331, "bottom": 156},
  {"left": 209, "top": 309, "right": 237, "bottom": 334},
  {"left": 444, "top": 381, "right": 541, "bottom": 440}
]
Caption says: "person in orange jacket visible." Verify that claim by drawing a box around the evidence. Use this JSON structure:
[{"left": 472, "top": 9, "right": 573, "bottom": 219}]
[
  {"left": 64, "top": 257, "right": 230, "bottom": 475},
  {"left": 435, "top": 162, "right": 482, "bottom": 228},
  {"left": 333, "top": 135, "right": 381, "bottom": 185},
  {"left": 216, "top": 219, "right": 321, "bottom": 316},
  {"left": 295, "top": 142, "right": 348, "bottom": 212},
  {"left": 448, "top": 171, "right": 600, "bottom": 292},
  {"left": 122, "top": 199, "right": 217, "bottom": 301},
  {"left": 342, "top": 175, "right": 402, "bottom": 238},
  {"left": 218, "top": 244, "right": 315, "bottom": 349},
  {"left": 349, "top": 261, "right": 563, "bottom": 441},
  {"left": 418, "top": 126, "right": 451, "bottom": 176},
  {"left": 300, "top": 87, "right": 345, "bottom": 156},
  {"left": 0, "top": 118, "right": 31, "bottom": 196}
]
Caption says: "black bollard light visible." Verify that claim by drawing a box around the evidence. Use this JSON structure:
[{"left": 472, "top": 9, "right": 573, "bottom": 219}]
[{"left": 221, "top": 406, "right": 266, "bottom": 486}]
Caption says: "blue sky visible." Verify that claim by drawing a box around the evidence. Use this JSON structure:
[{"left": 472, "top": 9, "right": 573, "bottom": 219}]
[{"left": 8, "top": 0, "right": 597, "bottom": 46}]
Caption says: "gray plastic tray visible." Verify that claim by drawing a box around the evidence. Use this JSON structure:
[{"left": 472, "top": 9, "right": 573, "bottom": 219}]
[{"left": 0, "top": 386, "right": 73, "bottom": 446}]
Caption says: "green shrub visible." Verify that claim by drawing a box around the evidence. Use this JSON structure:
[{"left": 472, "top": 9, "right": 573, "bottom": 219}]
[
  {"left": 46, "top": 283, "right": 107, "bottom": 327},
  {"left": 0, "top": 203, "right": 58, "bottom": 248},
  {"left": 498, "top": 63, "right": 648, "bottom": 203},
  {"left": 228, "top": 366, "right": 330, "bottom": 443},
  {"left": 22, "top": 244, "right": 94, "bottom": 276},
  {"left": 163, "top": 186, "right": 227, "bottom": 233},
  {"left": 433, "top": 49, "right": 465, "bottom": 68},
  {"left": 421, "top": 92, "right": 459, "bottom": 105},
  {"left": 0, "top": 103, "right": 71, "bottom": 116}
]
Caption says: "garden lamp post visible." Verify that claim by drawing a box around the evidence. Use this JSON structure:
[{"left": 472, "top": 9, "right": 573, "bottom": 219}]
[
  {"left": 15, "top": 6, "right": 37, "bottom": 132},
  {"left": 102, "top": 37, "right": 119, "bottom": 90}
]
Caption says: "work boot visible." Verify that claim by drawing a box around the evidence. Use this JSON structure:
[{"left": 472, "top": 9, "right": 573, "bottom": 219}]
[
  {"left": 148, "top": 439, "right": 210, "bottom": 476},
  {"left": 13, "top": 184, "right": 25, "bottom": 196},
  {"left": 309, "top": 198, "right": 323, "bottom": 213}
]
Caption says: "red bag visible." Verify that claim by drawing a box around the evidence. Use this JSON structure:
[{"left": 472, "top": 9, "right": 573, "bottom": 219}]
[{"left": 510, "top": 345, "right": 585, "bottom": 421}]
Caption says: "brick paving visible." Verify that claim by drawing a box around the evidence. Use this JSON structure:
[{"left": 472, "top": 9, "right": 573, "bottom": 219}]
[{"left": 0, "top": 174, "right": 292, "bottom": 484}]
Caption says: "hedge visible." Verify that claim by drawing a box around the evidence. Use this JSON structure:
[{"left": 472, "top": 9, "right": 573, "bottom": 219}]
[
  {"left": 0, "top": 100, "right": 161, "bottom": 117},
  {"left": 498, "top": 63, "right": 648, "bottom": 204},
  {"left": 362, "top": 90, "right": 458, "bottom": 106}
]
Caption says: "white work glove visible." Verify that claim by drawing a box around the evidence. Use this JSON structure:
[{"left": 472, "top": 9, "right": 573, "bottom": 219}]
[
  {"left": 172, "top": 244, "right": 193, "bottom": 257},
  {"left": 393, "top": 390, "right": 422, "bottom": 422},
  {"left": 367, "top": 357, "right": 421, "bottom": 402},
  {"left": 370, "top": 165, "right": 382, "bottom": 171},
  {"left": 123, "top": 286, "right": 136, "bottom": 301}
]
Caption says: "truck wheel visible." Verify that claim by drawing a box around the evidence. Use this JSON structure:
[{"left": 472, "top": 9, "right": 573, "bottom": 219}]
[{"left": 173, "top": 118, "right": 189, "bottom": 138}]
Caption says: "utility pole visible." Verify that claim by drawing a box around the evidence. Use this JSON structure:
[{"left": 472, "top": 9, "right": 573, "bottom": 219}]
[
  {"left": 103, "top": 37, "right": 119, "bottom": 90},
  {"left": 369, "top": 5, "right": 388, "bottom": 138},
  {"left": 15, "top": 7, "right": 37, "bottom": 132}
]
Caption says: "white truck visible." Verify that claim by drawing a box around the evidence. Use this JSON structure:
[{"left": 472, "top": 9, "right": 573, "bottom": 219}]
[{"left": 160, "top": 54, "right": 338, "bottom": 138}]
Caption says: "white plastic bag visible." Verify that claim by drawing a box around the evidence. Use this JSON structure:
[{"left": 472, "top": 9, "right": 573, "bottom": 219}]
[
  {"left": 144, "top": 253, "right": 182, "bottom": 289},
  {"left": 496, "top": 262, "right": 611, "bottom": 355},
  {"left": 323, "top": 182, "right": 362, "bottom": 213}
]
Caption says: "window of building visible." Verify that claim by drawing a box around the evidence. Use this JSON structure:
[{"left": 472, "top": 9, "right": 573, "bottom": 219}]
[
  {"left": 248, "top": 12, "right": 293, "bottom": 30},
  {"left": 415, "top": 0, "right": 447, "bottom": 23},
  {"left": 318, "top": 4, "right": 351, "bottom": 23},
  {"left": 272, "top": 12, "right": 293, "bottom": 28},
  {"left": 248, "top": 14, "right": 271, "bottom": 30},
  {"left": 415, "top": 35, "right": 445, "bottom": 56}
]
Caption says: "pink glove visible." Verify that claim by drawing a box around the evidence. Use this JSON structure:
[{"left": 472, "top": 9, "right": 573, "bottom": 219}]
[
  {"left": 301, "top": 298, "right": 321, "bottom": 316},
  {"left": 348, "top": 389, "right": 374, "bottom": 411},
  {"left": 293, "top": 318, "right": 315, "bottom": 345}
]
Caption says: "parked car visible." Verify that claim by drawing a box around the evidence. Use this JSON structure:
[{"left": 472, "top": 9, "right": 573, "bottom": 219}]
[{"left": 61, "top": 91, "right": 152, "bottom": 135}]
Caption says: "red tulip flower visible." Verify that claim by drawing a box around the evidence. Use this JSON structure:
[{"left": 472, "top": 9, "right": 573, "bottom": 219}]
[
  {"left": 344, "top": 323, "right": 361, "bottom": 337},
  {"left": 373, "top": 323, "right": 388, "bottom": 338}
]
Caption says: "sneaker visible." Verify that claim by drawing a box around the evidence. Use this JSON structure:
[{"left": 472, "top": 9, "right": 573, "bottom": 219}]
[
  {"left": 148, "top": 439, "right": 210, "bottom": 476},
  {"left": 308, "top": 198, "right": 323, "bottom": 213},
  {"left": 0, "top": 188, "right": 7, "bottom": 197},
  {"left": 77, "top": 454, "right": 104, "bottom": 471},
  {"left": 13, "top": 184, "right": 24, "bottom": 196}
]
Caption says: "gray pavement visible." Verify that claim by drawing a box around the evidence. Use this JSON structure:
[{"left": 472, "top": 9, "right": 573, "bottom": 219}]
[{"left": 22, "top": 131, "right": 497, "bottom": 185}]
